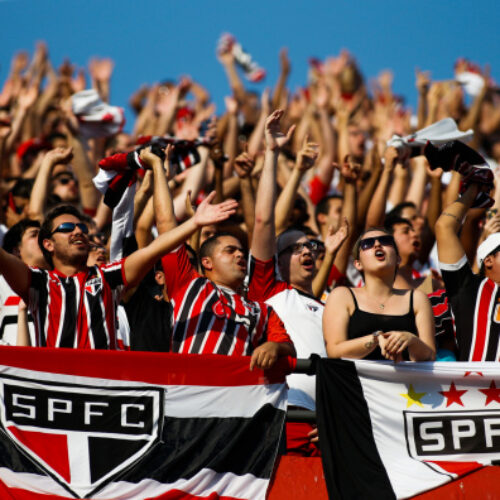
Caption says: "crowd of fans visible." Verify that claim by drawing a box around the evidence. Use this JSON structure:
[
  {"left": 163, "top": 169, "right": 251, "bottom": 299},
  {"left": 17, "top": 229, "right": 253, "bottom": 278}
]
[{"left": 1, "top": 39, "right": 500, "bottom": 456}]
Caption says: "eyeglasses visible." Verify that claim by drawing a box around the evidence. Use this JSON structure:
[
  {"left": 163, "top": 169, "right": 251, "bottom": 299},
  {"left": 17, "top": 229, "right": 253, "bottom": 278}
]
[
  {"left": 89, "top": 243, "right": 107, "bottom": 253},
  {"left": 280, "top": 240, "right": 319, "bottom": 255},
  {"left": 359, "top": 235, "right": 395, "bottom": 252},
  {"left": 51, "top": 222, "right": 89, "bottom": 236}
]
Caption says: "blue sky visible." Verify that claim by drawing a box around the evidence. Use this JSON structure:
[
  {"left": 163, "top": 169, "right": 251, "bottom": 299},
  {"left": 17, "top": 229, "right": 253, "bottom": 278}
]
[{"left": 2, "top": 0, "right": 499, "bottom": 132}]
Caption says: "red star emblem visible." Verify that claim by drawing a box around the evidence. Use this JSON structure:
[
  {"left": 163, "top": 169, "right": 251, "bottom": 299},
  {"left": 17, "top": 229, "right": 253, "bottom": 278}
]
[
  {"left": 479, "top": 381, "right": 500, "bottom": 406},
  {"left": 464, "top": 371, "right": 483, "bottom": 377},
  {"left": 439, "top": 382, "right": 467, "bottom": 407}
]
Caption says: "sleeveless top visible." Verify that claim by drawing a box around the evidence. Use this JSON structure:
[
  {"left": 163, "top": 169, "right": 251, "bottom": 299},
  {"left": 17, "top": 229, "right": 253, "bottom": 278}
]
[{"left": 347, "top": 288, "right": 417, "bottom": 361}]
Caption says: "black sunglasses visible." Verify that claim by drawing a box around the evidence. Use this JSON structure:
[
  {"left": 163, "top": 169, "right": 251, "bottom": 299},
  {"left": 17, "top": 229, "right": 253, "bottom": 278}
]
[
  {"left": 53, "top": 176, "right": 77, "bottom": 185},
  {"left": 359, "top": 235, "right": 395, "bottom": 251},
  {"left": 51, "top": 222, "right": 89, "bottom": 236}
]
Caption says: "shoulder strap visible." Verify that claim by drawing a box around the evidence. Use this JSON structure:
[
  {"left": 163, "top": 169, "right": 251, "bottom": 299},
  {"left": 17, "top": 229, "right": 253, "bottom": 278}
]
[
  {"left": 347, "top": 287, "right": 359, "bottom": 309},
  {"left": 409, "top": 289, "right": 414, "bottom": 313}
]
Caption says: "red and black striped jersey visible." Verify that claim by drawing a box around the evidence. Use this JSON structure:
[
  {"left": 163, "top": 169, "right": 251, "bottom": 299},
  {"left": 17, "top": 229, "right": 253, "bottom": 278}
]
[
  {"left": 161, "top": 246, "right": 292, "bottom": 355},
  {"left": 440, "top": 255, "right": 500, "bottom": 361},
  {"left": 27, "top": 260, "right": 127, "bottom": 349}
]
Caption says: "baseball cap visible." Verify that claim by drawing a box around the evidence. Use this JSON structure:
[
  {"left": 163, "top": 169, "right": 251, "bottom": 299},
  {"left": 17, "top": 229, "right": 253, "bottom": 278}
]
[{"left": 476, "top": 233, "right": 500, "bottom": 268}]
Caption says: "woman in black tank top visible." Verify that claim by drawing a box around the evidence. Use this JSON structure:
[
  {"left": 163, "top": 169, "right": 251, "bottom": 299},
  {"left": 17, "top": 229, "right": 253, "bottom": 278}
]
[{"left": 323, "top": 229, "right": 436, "bottom": 362}]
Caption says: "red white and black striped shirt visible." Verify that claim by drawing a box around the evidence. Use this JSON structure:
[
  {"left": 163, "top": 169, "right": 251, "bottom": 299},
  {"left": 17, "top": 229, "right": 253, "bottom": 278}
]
[
  {"left": 440, "top": 255, "right": 500, "bottom": 361},
  {"left": 161, "top": 246, "right": 292, "bottom": 355},
  {"left": 27, "top": 260, "right": 127, "bottom": 349}
]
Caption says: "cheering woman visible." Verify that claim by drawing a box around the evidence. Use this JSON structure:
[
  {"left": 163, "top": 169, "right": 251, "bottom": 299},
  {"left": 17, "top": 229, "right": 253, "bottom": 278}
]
[{"left": 323, "top": 228, "right": 436, "bottom": 361}]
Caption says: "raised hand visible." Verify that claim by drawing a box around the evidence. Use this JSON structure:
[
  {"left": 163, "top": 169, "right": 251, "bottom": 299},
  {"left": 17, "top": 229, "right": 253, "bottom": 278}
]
[
  {"left": 139, "top": 145, "right": 163, "bottom": 168},
  {"left": 234, "top": 151, "right": 255, "bottom": 178},
  {"left": 324, "top": 217, "right": 349, "bottom": 254},
  {"left": 18, "top": 85, "right": 38, "bottom": 110},
  {"left": 44, "top": 146, "right": 73, "bottom": 165},
  {"left": 383, "top": 146, "right": 399, "bottom": 171},
  {"left": 415, "top": 68, "right": 431, "bottom": 94},
  {"left": 264, "top": 109, "right": 296, "bottom": 151},
  {"left": 224, "top": 95, "right": 239, "bottom": 116},
  {"left": 279, "top": 48, "right": 291, "bottom": 76},
  {"left": 340, "top": 155, "right": 361, "bottom": 183},
  {"left": 193, "top": 191, "right": 238, "bottom": 227},
  {"left": 295, "top": 136, "right": 319, "bottom": 172}
]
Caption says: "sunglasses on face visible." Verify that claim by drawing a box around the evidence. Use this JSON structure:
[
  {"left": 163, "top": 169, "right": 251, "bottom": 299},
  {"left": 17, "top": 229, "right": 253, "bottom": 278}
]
[
  {"left": 53, "top": 176, "right": 77, "bottom": 185},
  {"left": 51, "top": 222, "right": 89, "bottom": 236},
  {"left": 359, "top": 235, "right": 395, "bottom": 252},
  {"left": 280, "top": 240, "right": 319, "bottom": 255}
]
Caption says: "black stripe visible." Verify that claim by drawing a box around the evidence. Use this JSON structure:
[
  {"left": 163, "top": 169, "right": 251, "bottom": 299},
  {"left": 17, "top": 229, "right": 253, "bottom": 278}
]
[
  {"left": 316, "top": 359, "right": 396, "bottom": 499},
  {"left": 86, "top": 290, "right": 109, "bottom": 349},
  {"left": 172, "top": 279, "right": 205, "bottom": 351},
  {"left": 189, "top": 291, "right": 219, "bottom": 353},
  {"left": 119, "top": 404, "right": 285, "bottom": 484},
  {"left": 216, "top": 316, "right": 237, "bottom": 355},
  {"left": 35, "top": 272, "right": 48, "bottom": 347},
  {"left": 59, "top": 277, "right": 77, "bottom": 348},
  {"left": 101, "top": 264, "right": 123, "bottom": 289}
]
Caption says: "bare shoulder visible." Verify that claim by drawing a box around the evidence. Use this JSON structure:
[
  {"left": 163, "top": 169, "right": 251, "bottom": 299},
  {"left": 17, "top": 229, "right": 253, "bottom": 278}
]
[
  {"left": 325, "top": 286, "right": 353, "bottom": 309},
  {"left": 412, "top": 288, "right": 431, "bottom": 310}
]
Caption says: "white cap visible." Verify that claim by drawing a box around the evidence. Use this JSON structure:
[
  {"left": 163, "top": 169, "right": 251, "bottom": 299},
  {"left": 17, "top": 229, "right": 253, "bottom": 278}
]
[{"left": 477, "top": 233, "right": 500, "bottom": 268}]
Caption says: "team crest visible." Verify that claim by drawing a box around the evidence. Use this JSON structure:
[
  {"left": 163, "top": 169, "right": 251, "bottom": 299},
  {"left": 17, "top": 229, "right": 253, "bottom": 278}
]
[
  {"left": 0, "top": 376, "right": 164, "bottom": 498},
  {"left": 85, "top": 277, "right": 103, "bottom": 297}
]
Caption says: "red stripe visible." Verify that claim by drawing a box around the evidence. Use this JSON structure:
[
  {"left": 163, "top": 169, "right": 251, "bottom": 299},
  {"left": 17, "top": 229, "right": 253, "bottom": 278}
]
[
  {"left": 4, "top": 296, "right": 20, "bottom": 306},
  {"left": 426, "top": 460, "right": 482, "bottom": 476},
  {"left": 0, "top": 482, "right": 243, "bottom": 500},
  {"left": 432, "top": 303, "right": 449, "bottom": 317},
  {"left": 471, "top": 280, "right": 495, "bottom": 361},
  {"left": 0, "top": 348, "right": 290, "bottom": 385}
]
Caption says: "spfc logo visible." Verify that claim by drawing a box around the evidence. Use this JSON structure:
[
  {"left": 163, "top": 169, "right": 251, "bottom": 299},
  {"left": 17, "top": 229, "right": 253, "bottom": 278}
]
[{"left": 0, "top": 376, "right": 164, "bottom": 498}]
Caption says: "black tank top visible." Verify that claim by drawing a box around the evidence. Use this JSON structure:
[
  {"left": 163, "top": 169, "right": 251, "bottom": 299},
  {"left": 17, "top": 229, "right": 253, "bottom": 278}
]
[{"left": 347, "top": 288, "right": 417, "bottom": 361}]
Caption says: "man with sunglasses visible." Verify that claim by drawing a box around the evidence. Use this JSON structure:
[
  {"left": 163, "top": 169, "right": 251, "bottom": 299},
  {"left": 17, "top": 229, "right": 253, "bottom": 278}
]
[
  {"left": 247, "top": 110, "right": 347, "bottom": 456},
  {"left": 0, "top": 197, "right": 237, "bottom": 349}
]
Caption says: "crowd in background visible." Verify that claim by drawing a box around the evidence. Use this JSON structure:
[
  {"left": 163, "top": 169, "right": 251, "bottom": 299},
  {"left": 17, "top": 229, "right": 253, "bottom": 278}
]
[{"left": 1, "top": 39, "right": 500, "bottom": 454}]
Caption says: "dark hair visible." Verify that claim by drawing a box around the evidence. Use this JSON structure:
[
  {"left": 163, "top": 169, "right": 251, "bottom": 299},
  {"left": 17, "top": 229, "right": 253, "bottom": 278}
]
[
  {"left": 45, "top": 132, "right": 68, "bottom": 145},
  {"left": 384, "top": 216, "right": 413, "bottom": 234},
  {"left": 385, "top": 201, "right": 416, "bottom": 221},
  {"left": 198, "top": 232, "right": 242, "bottom": 273},
  {"left": 2, "top": 219, "right": 41, "bottom": 255},
  {"left": 315, "top": 194, "right": 343, "bottom": 225},
  {"left": 38, "top": 204, "right": 84, "bottom": 268},
  {"left": 11, "top": 178, "right": 34, "bottom": 199}
]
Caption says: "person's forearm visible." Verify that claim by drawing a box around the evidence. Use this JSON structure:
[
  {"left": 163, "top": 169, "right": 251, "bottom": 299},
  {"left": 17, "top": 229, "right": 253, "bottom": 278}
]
[
  {"left": 239, "top": 177, "right": 255, "bottom": 244},
  {"left": 135, "top": 197, "right": 154, "bottom": 248},
  {"left": 173, "top": 148, "right": 208, "bottom": 220},
  {"left": 387, "top": 163, "right": 408, "bottom": 208},
  {"left": 426, "top": 175, "right": 442, "bottom": 234},
  {"left": 275, "top": 167, "right": 303, "bottom": 234},
  {"left": 222, "top": 62, "right": 246, "bottom": 102},
  {"left": 213, "top": 161, "right": 224, "bottom": 205},
  {"left": 333, "top": 182, "right": 356, "bottom": 274},
  {"left": 28, "top": 156, "right": 54, "bottom": 221},
  {"left": 223, "top": 114, "right": 238, "bottom": 178},
  {"left": 70, "top": 134, "right": 100, "bottom": 212},
  {"left": 312, "top": 251, "right": 335, "bottom": 298},
  {"left": 405, "top": 157, "right": 428, "bottom": 210},
  {"left": 247, "top": 112, "right": 267, "bottom": 158},
  {"left": 16, "top": 303, "right": 31, "bottom": 347},
  {"left": 437, "top": 185, "right": 477, "bottom": 234},
  {"left": 0, "top": 249, "right": 30, "bottom": 302},
  {"left": 357, "top": 164, "right": 382, "bottom": 230},
  {"left": 152, "top": 159, "right": 177, "bottom": 234},
  {"left": 416, "top": 90, "right": 428, "bottom": 130},
  {"left": 408, "top": 335, "right": 436, "bottom": 361},
  {"left": 366, "top": 168, "right": 391, "bottom": 228},
  {"left": 5, "top": 107, "right": 28, "bottom": 152},
  {"left": 459, "top": 84, "right": 487, "bottom": 132},
  {"left": 326, "top": 335, "right": 379, "bottom": 359}
]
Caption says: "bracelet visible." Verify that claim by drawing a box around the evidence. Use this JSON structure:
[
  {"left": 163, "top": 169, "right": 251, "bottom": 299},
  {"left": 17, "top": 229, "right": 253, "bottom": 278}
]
[{"left": 442, "top": 212, "right": 462, "bottom": 224}]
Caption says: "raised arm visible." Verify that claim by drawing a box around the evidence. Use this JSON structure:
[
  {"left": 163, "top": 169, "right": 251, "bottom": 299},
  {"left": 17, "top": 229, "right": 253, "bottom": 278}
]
[
  {"left": 124, "top": 192, "right": 237, "bottom": 288},
  {"left": 251, "top": 110, "right": 295, "bottom": 261},
  {"left": 271, "top": 48, "right": 291, "bottom": 110},
  {"left": 0, "top": 249, "right": 31, "bottom": 303},
  {"left": 275, "top": 137, "right": 318, "bottom": 234},
  {"left": 435, "top": 184, "right": 478, "bottom": 264},
  {"left": 234, "top": 152, "right": 256, "bottom": 244},
  {"left": 28, "top": 147, "right": 73, "bottom": 221},
  {"left": 365, "top": 147, "right": 398, "bottom": 228}
]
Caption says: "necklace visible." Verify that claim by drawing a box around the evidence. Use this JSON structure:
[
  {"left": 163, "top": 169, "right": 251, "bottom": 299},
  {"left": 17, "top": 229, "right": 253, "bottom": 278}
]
[{"left": 377, "top": 293, "right": 392, "bottom": 310}]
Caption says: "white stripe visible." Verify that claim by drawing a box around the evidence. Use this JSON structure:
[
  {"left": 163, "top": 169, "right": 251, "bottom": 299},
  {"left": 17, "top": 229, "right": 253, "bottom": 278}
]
[
  {"left": 55, "top": 277, "right": 66, "bottom": 347},
  {"left": 96, "top": 469, "right": 268, "bottom": 500},
  {"left": 0, "top": 468, "right": 269, "bottom": 500},
  {"left": 73, "top": 276, "right": 80, "bottom": 349},
  {"left": 188, "top": 289, "right": 217, "bottom": 354},
  {"left": 438, "top": 254, "right": 468, "bottom": 272},
  {"left": 164, "top": 383, "right": 287, "bottom": 418},
  {"left": 482, "top": 283, "right": 497, "bottom": 361},
  {"left": 175, "top": 279, "right": 203, "bottom": 350}
]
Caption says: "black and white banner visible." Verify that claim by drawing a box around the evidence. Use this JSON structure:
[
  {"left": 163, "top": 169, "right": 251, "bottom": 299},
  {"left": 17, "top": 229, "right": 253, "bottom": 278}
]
[
  {"left": 316, "top": 359, "right": 500, "bottom": 499},
  {"left": 0, "top": 347, "right": 287, "bottom": 499}
]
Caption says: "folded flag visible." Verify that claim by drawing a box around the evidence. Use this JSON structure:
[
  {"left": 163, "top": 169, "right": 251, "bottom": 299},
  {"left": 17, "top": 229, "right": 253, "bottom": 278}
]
[
  {"left": 316, "top": 359, "right": 500, "bottom": 500},
  {"left": 217, "top": 33, "right": 266, "bottom": 82},
  {"left": 386, "top": 118, "right": 473, "bottom": 159},
  {"left": 71, "top": 89, "right": 125, "bottom": 139},
  {"left": 0, "top": 347, "right": 287, "bottom": 500}
]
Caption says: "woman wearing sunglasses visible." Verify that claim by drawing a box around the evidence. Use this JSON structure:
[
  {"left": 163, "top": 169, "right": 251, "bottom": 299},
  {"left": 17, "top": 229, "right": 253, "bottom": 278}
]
[{"left": 323, "top": 228, "right": 435, "bottom": 362}]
